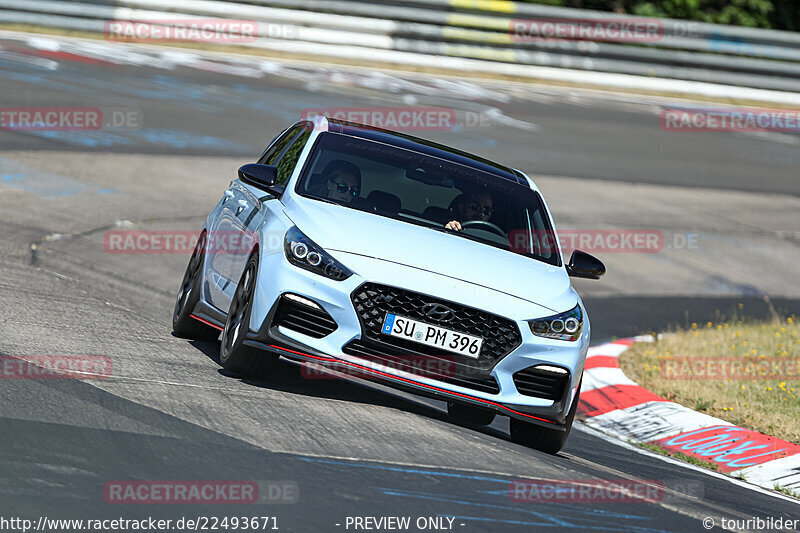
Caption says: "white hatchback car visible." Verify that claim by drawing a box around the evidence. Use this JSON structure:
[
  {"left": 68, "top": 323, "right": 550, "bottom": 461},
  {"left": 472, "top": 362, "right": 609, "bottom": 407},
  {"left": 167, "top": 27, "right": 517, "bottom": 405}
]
[{"left": 173, "top": 116, "right": 605, "bottom": 454}]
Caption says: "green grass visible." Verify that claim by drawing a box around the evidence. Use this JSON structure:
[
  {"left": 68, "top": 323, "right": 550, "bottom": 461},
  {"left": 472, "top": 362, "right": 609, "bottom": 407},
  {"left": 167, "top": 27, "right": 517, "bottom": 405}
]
[
  {"left": 620, "top": 314, "right": 800, "bottom": 444},
  {"left": 774, "top": 485, "right": 800, "bottom": 500},
  {"left": 636, "top": 442, "right": 720, "bottom": 471}
]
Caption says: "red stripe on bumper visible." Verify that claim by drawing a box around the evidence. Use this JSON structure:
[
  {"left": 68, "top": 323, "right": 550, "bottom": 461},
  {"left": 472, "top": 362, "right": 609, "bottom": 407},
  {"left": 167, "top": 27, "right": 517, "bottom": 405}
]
[{"left": 269, "top": 344, "right": 559, "bottom": 425}]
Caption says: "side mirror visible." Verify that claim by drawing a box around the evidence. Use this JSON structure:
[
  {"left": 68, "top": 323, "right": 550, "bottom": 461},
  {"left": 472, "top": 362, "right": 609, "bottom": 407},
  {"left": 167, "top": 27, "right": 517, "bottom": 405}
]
[
  {"left": 238, "top": 164, "right": 283, "bottom": 197},
  {"left": 566, "top": 250, "right": 605, "bottom": 279}
]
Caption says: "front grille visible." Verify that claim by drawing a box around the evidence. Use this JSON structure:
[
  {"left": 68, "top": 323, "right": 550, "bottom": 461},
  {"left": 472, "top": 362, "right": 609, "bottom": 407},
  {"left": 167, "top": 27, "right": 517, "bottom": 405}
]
[
  {"left": 513, "top": 366, "right": 570, "bottom": 400},
  {"left": 348, "top": 283, "right": 522, "bottom": 392},
  {"left": 272, "top": 295, "right": 337, "bottom": 338},
  {"left": 343, "top": 338, "right": 500, "bottom": 394}
]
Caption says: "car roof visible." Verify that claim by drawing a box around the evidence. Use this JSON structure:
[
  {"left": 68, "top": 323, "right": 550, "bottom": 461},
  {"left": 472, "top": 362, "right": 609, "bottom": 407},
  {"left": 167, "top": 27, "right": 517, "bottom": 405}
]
[{"left": 321, "top": 117, "right": 530, "bottom": 188}]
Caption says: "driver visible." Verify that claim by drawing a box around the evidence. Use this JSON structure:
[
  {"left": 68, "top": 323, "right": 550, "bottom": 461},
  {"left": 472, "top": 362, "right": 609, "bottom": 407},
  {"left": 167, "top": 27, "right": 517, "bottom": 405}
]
[
  {"left": 321, "top": 160, "right": 361, "bottom": 204},
  {"left": 445, "top": 191, "right": 494, "bottom": 231}
]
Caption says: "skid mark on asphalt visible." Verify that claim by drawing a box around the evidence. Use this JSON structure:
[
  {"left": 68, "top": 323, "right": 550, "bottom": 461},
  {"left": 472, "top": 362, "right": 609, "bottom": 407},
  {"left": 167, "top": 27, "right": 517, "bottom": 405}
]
[
  {"left": 3, "top": 69, "right": 95, "bottom": 95},
  {"left": 0, "top": 50, "right": 58, "bottom": 70},
  {"left": 20, "top": 36, "right": 514, "bottom": 102},
  {"left": 0, "top": 157, "right": 115, "bottom": 197},
  {"left": 299, "top": 458, "right": 671, "bottom": 531},
  {"left": 299, "top": 457, "right": 518, "bottom": 483},
  {"left": 441, "top": 515, "right": 667, "bottom": 532},
  {"left": 298, "top": 457, "right": 666, "bottom": 532},
  {"left": 380, "top": 491, "right": 669, "bottom": 531},
  {"left": 14, "top": 129, "right": 253, "bottom": 151},
  {"left": 4, "top": 63, "right": 321, "bottom": 129},
  {"left": 10, "top": 36, "right": 540, "bottom": 133},
  {"left": 2, "top": 42, "right": 539, "bottom": 155}
]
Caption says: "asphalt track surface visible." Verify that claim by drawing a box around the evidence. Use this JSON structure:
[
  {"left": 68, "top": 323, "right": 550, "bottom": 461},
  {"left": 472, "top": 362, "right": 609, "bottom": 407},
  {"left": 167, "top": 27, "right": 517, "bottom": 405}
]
[{"left": 1, "top": 33, "right": 800, "bottom": 532}]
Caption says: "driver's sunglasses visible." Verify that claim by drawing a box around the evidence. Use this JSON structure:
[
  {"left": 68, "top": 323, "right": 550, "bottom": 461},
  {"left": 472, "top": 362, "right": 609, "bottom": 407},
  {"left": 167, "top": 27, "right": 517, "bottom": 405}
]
[
  {"left": 335, "top": 182, "right": 360, "bottom": 197},
  {"left": 468, "top": 201, "right": 493, "bottom": 217}
]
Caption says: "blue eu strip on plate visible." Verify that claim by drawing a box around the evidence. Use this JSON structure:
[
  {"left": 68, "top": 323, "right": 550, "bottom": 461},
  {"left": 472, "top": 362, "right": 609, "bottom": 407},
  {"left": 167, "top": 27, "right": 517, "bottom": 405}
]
[{"left": 382, "top": 313, "right": 396, "bottom": 334}]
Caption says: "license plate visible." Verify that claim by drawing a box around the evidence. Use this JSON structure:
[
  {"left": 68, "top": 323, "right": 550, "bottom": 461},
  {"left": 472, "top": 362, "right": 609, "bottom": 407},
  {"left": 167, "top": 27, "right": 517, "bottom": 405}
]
[{"left": 381, "top": 313, "right": 483, "bottom": 358}]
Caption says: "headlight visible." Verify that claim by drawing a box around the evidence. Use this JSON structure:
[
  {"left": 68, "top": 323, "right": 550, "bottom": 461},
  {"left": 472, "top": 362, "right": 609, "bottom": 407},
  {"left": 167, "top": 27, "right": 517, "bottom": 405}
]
[
  {"left": 528, "top": 305, "right": 582, "bottom": 341},
  {"left": 284, "top": 226, "right": 352, "bottom": 281}
]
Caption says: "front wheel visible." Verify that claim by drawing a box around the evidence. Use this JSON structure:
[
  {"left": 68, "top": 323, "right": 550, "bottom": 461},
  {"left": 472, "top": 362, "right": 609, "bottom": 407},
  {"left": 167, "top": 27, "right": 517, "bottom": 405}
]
[
  {"left": 172, "top": 232, "right": 219, "bottom": 341},
  {"left": 219, "top": 254, "right": 278, "bottom": 378},
  {"left": 510, "top": 380, "right": 581, "bottom": 454}
]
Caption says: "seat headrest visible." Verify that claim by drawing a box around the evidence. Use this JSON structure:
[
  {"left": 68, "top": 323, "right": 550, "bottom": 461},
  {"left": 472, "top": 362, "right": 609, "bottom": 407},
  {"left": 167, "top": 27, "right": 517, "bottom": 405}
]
[
  {"left": 367, "top": 190, "right": 401, "bottom": 214},
  {"left": 422, "top": 206, "right": 449, "bottom": 224}
]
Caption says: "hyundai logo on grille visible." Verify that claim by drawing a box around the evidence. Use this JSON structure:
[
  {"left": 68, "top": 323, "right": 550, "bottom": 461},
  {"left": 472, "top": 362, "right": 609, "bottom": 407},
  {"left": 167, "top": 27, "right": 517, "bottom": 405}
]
[{"left": 422, "top": 303, "right": 455, "bottom": 322}]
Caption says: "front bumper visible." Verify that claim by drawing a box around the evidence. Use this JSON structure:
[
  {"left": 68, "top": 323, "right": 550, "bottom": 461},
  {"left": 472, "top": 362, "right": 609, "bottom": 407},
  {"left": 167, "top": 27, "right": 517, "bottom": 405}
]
[{"left": 246, "top": 249, "right": 588, "bottom": 429}]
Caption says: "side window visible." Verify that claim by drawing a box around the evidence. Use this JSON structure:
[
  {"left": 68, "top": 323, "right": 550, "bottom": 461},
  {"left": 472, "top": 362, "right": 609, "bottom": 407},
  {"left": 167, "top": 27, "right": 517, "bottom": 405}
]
[
  {"left": 274, "top": 124, "right": 312, "bottom": 186},
  {"left": 258, "top": 124, "right": 302, "bottom": 165}
]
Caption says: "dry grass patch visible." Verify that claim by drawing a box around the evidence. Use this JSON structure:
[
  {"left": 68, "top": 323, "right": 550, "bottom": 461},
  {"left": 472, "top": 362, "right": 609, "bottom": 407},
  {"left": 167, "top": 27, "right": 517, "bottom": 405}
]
[{"left": 620, "top": 314, "right": 800, "bottom": 444}]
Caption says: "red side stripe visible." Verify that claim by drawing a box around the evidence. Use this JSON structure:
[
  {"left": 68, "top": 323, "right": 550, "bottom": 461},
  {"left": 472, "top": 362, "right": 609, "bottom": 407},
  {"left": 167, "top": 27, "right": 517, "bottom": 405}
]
[{"left": 190, "top": 314, "right": 224, "bottom": 331}]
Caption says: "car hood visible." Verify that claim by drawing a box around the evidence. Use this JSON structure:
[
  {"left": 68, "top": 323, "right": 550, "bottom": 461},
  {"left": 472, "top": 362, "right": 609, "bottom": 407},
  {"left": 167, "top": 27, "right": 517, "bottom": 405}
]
[{"left": 283, "top": 197, "right": 574, "bottom": 312}]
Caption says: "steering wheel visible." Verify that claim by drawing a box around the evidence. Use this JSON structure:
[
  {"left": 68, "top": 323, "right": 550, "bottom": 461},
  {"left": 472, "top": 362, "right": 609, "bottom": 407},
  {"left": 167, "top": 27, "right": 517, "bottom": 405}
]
[{"left": 460, "top": 220, "right": 506, "bottom": 238}]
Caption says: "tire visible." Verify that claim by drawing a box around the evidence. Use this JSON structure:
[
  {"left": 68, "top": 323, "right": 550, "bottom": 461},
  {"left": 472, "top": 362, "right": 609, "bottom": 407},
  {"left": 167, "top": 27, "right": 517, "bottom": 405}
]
[
  {"left": 447, "top": 401, "right": 496, "bottom": 426},
  {"left": 510, "top": 380, "right": 581, "bottom": 455},
  {"left": 172, "top": 232, "right": 220, "bottom": 341},
  {"left": 219, "top": 254, "right": 278, "bottom": 378}
]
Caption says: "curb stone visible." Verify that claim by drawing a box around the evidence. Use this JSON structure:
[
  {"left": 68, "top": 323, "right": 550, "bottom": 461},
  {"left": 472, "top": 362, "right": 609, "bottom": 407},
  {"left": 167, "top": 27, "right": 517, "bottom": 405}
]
[{"left": 579, "top": 338, "right": 800, "bottom": 493}]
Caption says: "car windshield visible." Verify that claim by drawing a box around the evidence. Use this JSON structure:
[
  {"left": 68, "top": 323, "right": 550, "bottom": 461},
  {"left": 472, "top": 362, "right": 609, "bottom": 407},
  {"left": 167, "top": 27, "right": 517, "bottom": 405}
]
[{"left": 296, "top": 132, "right": 561, "bottom": 266}]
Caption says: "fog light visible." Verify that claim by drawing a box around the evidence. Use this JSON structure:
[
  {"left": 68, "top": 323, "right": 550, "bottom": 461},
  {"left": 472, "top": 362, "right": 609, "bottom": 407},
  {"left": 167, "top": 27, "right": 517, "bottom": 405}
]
[
  {"left": 536, "top": 365, "right": 568, "bottom": 374},
  {"left": 283, "top": 293, "right": 322, "bottom": 310}
]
